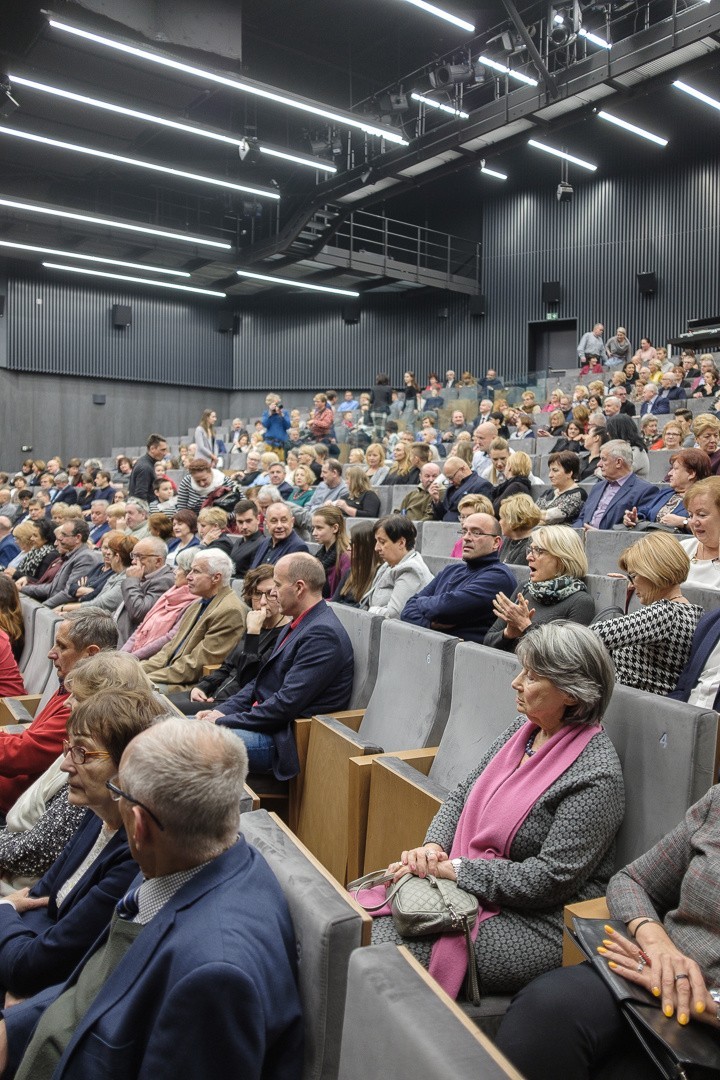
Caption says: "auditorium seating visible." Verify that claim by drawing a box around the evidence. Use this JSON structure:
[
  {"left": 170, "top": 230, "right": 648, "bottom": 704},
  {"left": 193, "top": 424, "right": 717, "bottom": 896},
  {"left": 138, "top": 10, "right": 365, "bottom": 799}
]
[
  {"left": 14, "top": 606, "right": 62, "bottom": 699},
  {"left": 293, "top": 620, "right": 459, "bottom": 883},
  {"left": 241, "top": 810, "right": 371, "bottom": 1080},
  {"left": 338, "top": 945, "right": 521, "bottom": 1080},
  {"left": 583, "top": 529, "right": 643, "bottom": 574},
  {"left": 327, "top": 605, "right": 382, "bottom": 709},
  {"left": 418, "top": 521, "right": 460, "bottom": 557}
]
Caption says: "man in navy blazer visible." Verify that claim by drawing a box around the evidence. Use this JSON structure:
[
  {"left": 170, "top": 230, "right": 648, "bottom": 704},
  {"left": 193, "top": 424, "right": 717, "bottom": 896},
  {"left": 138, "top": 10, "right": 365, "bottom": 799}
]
[
  {"left": 575, "top": 440, "right": 659, "bottom": 530},
  {"left": 251, "top": 501, "right": 308, "bottom": 568},
  {"left": 1, "top": 720, "right": 303, "bottom": 1080},
  {"left": 199, "top": 552, "right": 353, "bottom": 779},
  {"left": 638, "top": 384, "right": 670, "bottom": 416},
  {"left": 670, "top": 607, "right": 720, "bottom": 710}
]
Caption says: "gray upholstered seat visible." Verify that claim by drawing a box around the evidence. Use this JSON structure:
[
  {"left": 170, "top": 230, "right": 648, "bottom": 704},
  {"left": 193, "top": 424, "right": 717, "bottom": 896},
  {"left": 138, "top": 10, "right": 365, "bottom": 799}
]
[
  {"left": 419, "top": 521, "right": 461, "bottom": 557},
  {"left": 584, "top": 529, "right": 643, "bottom": 575},
  {"left": 241, "top": 809, "right": 370, "bottom": 1080},
  {"left": 18, "top": 597, "right": 40, "bottom": 675},
  {"left": 647, "top": 449, "right": 673, "bottom": 482},
  {"left": 327, "top": 605, "right": 382, "bottom": 709},
  {"left": 20, "top": 607, "right": 62, "bottom": 695},
  {"left": 586, "top": 572, "right": 627, "bottom": 615},
  {"left": 344, "top": 516, "right": 377, "bottom": 536},
  {"left": 339, "top": 944, "right": 518, "bottom": 1080}
]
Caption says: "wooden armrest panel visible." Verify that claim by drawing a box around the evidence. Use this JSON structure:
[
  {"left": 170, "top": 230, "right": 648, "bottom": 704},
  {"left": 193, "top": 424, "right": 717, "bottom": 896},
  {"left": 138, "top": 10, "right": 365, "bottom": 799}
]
[
  {"left": 202, "top": 665, "right": 220, "bottom": 676},
  {"left": 562, "top": 896, "right": 610, "bottom": 966},
  {"left": 243, "top": 784, "right": 261, "bottom": 812},
  {"left": 362, "top": 756, "right": 444, "bottom": 875},
  {"left": 315, "top": 709, "right": 365, "bottom": 733},
  {"left": 0, "top": 697, "right": 40, "bottom": 725}
]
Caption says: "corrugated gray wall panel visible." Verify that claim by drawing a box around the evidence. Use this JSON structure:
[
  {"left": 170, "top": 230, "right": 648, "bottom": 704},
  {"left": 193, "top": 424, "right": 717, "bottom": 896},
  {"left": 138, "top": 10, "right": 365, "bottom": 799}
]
[
  {"left": 478, "top": 160, "right": 720, "bottom": 374},
  {"left": 233, "top": 292, "right": 483, "bottom": 390},
  {"left": 6, "top": 277, "right": 232, "bottom": 388}
]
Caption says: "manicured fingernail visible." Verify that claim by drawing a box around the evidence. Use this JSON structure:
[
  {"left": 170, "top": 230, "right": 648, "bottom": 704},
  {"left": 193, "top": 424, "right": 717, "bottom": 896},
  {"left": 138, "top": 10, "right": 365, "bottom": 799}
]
[
  {"left": 664, "top": 1005, "right": 674, "bottom": 1017},
  {"left": 608, "top": 961, "right": 618, "bottom": 969},
  {"left": 602, "top": 939, "right": 613, "bottom": 948},
  {"left": 604, "top": 925, "right": 615, "bottom": 935},
  {"left": 652, "top": 987, "right": 660, "bottom": 997},
  {"left": 679, "top": 1013, "right": 689, "bottom": 1025},
  {"left": 695, "top": 1002, "right": 705, "bottom": 1013},
  {"left": 597, "top": 947, "right": 607, "bottom": 955}
]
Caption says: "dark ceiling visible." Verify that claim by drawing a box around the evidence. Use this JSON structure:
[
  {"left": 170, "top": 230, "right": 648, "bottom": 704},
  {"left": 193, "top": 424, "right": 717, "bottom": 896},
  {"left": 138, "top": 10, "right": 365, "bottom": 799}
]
[{"left": 1, "top": 0, "right": 720, "bottom": 301}]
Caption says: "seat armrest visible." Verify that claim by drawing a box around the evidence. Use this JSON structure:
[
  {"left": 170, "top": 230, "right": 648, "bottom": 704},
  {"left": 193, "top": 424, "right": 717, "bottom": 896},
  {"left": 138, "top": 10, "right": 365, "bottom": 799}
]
[
  {"left": 0, "top": 698, "right": 38, "bottom": 726},
  {"left": 317, "top": 716, "right": 383, "bottom": 754},
  {"left": 315, "top": 709, "right": 365, "bottom": 733},
  {"left": 563, "top": 896, "right": 610, "bottom": 966},
  {"left": 202, "top": 665, "right": 220, "bottom": 676},
  {"left": 362, "top": 756, "right": 449, "bottom": 875},
  {"left": 241, "top": 784, "right": 260, "bottom": 813}
]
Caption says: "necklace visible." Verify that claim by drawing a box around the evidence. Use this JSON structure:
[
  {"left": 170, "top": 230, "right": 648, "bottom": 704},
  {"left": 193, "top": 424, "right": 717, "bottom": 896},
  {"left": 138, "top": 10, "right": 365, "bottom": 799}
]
[{"left": 524, "top": 733, "right": 538, "bottom": 757}]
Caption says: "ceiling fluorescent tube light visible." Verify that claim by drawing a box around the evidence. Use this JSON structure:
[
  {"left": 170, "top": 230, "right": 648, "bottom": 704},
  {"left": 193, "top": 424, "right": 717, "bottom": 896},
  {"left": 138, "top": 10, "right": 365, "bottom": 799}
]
[
  {"left": 397, "top": 0, "right": 475, "bottom": 32},
  {"left": 597, "top": 110, "right": 667, "bottom": 146},
  {"left": 236, "top": 269, "right": 359, "bottom": 297},
  {"left": 673, "top": 80, "right": 720, "bottom": 112},
  {"left": 411, "top": 92, "right": 469, "bottom": 119},
  {"left": 481, "top": 166, "right": 507, "bottom": 180},
  {"left": 43, "top": 262, "right": 226, "bottom": 297},
  {"left": 48, "top": 19, "right": 408, "bottom": 145},
  {"left": 527, "top": 139, "right": 597, "bottom": 171},
  {"left": 7, "top": 76, "right": 336, "bottom": 174},
  {"left": 578, "top": 27, "right": 612, "bottom": 49},
  {"left": 0, "top": 126, "right": 279, "bottom": 199},
  {"left": 0, "top": 197, "right": 231, "bottom": 249},
  {"left": 477, "top": 56, "right": 538, "bottom": 87},
  {"left": 0, "top": 240, "right": 190, "bottom": 276}
]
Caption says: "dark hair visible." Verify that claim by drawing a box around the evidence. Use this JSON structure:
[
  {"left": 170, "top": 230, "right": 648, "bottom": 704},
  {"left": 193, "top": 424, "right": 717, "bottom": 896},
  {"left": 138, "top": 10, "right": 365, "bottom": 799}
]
[
  {"left": 606, "top": 414, "right": 646, "bottom": 452},
  {"left": 243, "top": 563, "right": 275, "bottom": 604},
  {"left": 548, "top": 451, "right": 580, "bottom": 480},
  {"left": 671, "top": 449, "right": 712, "bottom": 482},
  {"left": 97, "top": 470, "right": 112, "bottom": 485},
  {"left": 375, "top": 373, "right": 389, "bottom": 385},
  {"left": 173, "top": 509, "right": 198, "bottom": 533},
  {"left": 374, "top": 514, "right": 417, "bottom": 550},
  {"left": 0, "top": 577, "right": 23, "bottom": 648},
  {"left": 324, "top": 460, "right": 343, "bottom": 477},
  {"left": 588, "top": 426, "right": 610, "bottom": 447},
  {"left": 233, "top": 499, "right": 258, "bottom": 517},
  {"left": 107, "top": 532, "right": 138, "bottom": 568},
  {"left": 410, "top": 444, "right": 432, "bottom": 464},
  {"left": 146, "top": 434, "right": 167, "bottom": 450},
  {"left": 66, "top": 519, "right": 90, "bottom": 543},
  {"left": 340, "top": 522, "right": 378, "bottom": 601},
  {"left": 35, "top": 517, "right": 56, "bottom": 545}
]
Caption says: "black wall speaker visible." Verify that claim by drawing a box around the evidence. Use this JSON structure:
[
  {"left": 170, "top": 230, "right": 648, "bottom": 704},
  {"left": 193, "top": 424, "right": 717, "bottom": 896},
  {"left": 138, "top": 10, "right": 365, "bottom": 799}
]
[
  {"left": 637, "top": 272, "right": 657, "bottom": 295},
  {"left": 542, "top": 280, "right": 561, "bottom": 304},
  {"left": 469, "top": 295, "right": 485, "bottom": 317},
  {"left": 342, "top": 301, "right": 361, "bottom": 324},
  {"left": 112, "top": 304, "right": 131, "bottom": 327},
  {"left": 217, "top": 311, "right": 238, "bottom": 333},
  {"left": 0, "top": 296, "right": 5, "bottom": 318},
  {"left": 92, "top": 394, "right": 106, "bottom": 406}
]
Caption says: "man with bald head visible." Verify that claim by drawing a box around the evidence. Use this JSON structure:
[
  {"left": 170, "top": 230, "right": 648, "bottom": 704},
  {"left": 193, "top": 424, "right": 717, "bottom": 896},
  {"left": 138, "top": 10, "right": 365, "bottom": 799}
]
[
  {"left": 399, "top": 462, "right": 441, "bottom": 521},
  {"left": 472, "top": 421, "right": 498, "bottom": 478},
  {"left": 430, "top": 456, "right": 492, "bottom": 521},
  {"left": 197, "top": 552, "right": 353, "bottom": 779},
  {"left": 402, "top": 513, "right": 516, "bottom": 643}
]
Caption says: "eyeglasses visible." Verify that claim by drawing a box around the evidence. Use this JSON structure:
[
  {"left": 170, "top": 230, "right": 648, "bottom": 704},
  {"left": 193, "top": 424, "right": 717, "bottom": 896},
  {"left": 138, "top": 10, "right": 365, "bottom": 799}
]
[
  {"left": 62, "top": 740, "right": 112, "bottom": 765},
  {"left": 625, "top": 572, "right": 637, "bottom": 583},
  {"left": 460, "top": 528, "right": 495, "bottom": 539},
  {"left": 527, "top": 544, "right": 549, "bottom": 557},
  {"left": 131, "top": 553, "right": 158, "bottom": 562},
  {"left": 106, "top": 779, "right": 164, "bottom": 830}
]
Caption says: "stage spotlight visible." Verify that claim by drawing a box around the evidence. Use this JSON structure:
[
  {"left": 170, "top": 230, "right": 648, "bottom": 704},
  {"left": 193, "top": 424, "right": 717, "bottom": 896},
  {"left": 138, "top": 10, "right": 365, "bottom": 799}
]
[{"left": 429, "top": 63, "right": 473, "bottom": 89}]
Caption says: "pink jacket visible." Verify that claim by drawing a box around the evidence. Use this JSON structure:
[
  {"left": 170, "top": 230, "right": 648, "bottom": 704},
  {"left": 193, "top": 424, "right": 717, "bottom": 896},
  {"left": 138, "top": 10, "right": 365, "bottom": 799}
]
[{"left": 121, "top": 584, "right": 197, "bottom": 660}]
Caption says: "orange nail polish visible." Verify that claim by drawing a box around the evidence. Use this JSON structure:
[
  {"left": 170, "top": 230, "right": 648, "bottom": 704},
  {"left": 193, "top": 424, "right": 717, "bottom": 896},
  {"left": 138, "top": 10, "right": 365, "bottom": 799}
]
[
  {"left": 603, "top": 925, "right": 615, "bottom": 935},
  {"left": 664, "top": 1005, "right": 674, "bottom": 1017},
  {"left": 602, "top": 939, "right": 613, "bottom": 948},
  {"left": 679, "top": 1014, "right": 689, "bottom": 1025},
  {"left": 608, "top": 961, "right": 618, "bottom": 969},
  {"left": 597, "top": 947, "right": 607, "bottom": 955},
  {"left": 652, "top": 987, "right": 661, "bottom": 997},
  {"left": 695, "top": 1002, "right": 705, "bottom": 1013}
]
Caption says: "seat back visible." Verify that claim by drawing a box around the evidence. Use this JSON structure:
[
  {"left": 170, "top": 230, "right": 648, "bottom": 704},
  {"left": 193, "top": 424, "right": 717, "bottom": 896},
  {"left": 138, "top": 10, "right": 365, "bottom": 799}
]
[
  {"left": 327, "top": 605, "right": 382, "bottom": 709},
  {"left": 430, "top": 643, "right": 521, "bottom": 792},
  {"left": 505, "top": 563, "right": 531, "bottom": 588},
  {"left": 345, "top": 517, "right": 377, "bottom": 536},
  {"left": 602, "top": 686, "right": 717, "bottom": 868},
  {"left": 584, "top": 529, "right": 642, "bottom": 575},
  {"left": 18, "top": 597, "right": 40, "bottom": 674},
  {"left": 683, "top": 582, "right": 720, "bottom": 613},
  {"left": 21, "top": 607, "right": 63, "bottom": 695},
  {"left": 374, "top": 487, "right": 396, "bottom": 517},
  {"left": 647, "top": 450, "right": 673, "bottom": 482},
  {"left": 339, "top": 945, "right": 519, "bottom": 1080},
  {"left": 241, "top": 810, "right": 371, "bottom": 1080},
  {"left": 423, "top": 554, "right": 455, "bottom": 576},
  {"left": 586, "top": 573, "right": 627, "bottom": 615},
  {"left": 360, "top": 621, "right": 459, "bottom": 750},
  {"left": 389, "top": 485, "right": 420, "bottom": 512},
  {"left": 419, "top": 521, "right": 461, "bottom": 557}
]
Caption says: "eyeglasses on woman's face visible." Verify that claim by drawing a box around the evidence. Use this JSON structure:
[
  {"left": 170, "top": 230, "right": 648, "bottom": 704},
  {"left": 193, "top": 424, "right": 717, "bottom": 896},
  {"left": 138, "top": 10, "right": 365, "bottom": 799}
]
[{"left": 62, "top": 740, "right": 111, "bottom": 765}]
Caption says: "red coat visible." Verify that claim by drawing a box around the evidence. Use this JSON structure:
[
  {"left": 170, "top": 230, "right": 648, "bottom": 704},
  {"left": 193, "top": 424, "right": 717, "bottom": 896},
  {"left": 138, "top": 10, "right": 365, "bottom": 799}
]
[
  {"left": 0, "top": 688, "right": 71, "bottom": 812},
  {"left": 0, "top": 630, "right": 25, "bottom": 698}
]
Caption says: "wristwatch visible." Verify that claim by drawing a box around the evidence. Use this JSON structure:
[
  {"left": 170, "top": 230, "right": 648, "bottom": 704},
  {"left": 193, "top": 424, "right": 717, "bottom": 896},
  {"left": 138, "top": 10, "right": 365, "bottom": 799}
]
[
  {"left": 709, "top": 988, "right": 720, "bottom": 1022},
  {"left": 451, "top": 858, "right": 462, "bottom": 874}
]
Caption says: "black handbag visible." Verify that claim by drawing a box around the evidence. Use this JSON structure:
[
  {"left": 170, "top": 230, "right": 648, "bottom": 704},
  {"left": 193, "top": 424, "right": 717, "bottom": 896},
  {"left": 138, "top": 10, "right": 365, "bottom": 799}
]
[{"left": 569, "top": 918, "right": 720, "bottom": 1080}]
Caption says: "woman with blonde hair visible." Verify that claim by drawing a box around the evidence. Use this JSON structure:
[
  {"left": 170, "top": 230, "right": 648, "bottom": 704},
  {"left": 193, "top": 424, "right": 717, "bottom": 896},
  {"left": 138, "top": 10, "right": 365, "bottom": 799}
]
[
  {"left": 288, "top": 465, "right": 315, "bottom": 507},
  {"left": 194, "top": 408, "right": 218, "bottom": 466},
  {"left": 486, "top": 524, "right": 595, "bottom": 651},
  {"left": 593, "top": 532, "right": 702, "bottom": 695},
  {"left": 335, "top": 466, "right": 381, "bottom": 518},
  {"left": 381, "top": 441, "right": 415, "bottom": 485},
  {"left": 106, "top": 503, "right": 126, "bottom": 532},
  {"left": 490, "top": 451, "right": 533, "bottom": 515},
  {"left": 311, "top": 505, "right": 351, "bottom": 597},
  {"left": 498, "top": 495, "right": 544, "bottom": 565},
  {"left": 365, "top": 443, "right": 389, "bottom": 487}
]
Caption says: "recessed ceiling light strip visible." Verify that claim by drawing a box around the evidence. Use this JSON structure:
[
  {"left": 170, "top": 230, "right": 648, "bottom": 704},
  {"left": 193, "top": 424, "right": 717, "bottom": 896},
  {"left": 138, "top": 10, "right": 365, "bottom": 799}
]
[
  {"left": 397, "top": 0, "right": 475, "bottom": 33},
  {"left": 410, "top": 92, "right": 469, "bottom": 119},
  {"left": 43, "top": 261, "right": 226, "bottom": 296},
  {"left": 8, "top": 75, "right": 337, "bottom": 174},
  {"left": 0, "top": 125, "right": 280, "bottom": 199},
  {"left": 673, "top": 79, "right": 720, "bottom": 113},
  {"left": 477, "top": 56, "right": 538, "bottom": 87},
  {"left": 480, "top": 166, "right": 507, "bottom": 180},
  {"left": 48, "top": 19, "right": 408, "bottom": 145},
  {"left": 236, "top": 268, "right": 359, "bottom": 297},
  {"left": 597, "top": 110, "right": 667, "bottom": 146},
  {"left": 0, "top": 239, "right": 190, "bottom": 275},
  {"left": 0, "top": 197, "right": 232, "bottom": 249},
  {"left": 527, "top": 139, "right": 597, "bottom": 171}
]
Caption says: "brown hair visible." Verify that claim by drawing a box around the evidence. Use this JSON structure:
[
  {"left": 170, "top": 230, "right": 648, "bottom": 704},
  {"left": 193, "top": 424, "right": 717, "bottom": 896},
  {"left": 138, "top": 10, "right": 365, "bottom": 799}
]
[
  {"left": 106, "top": 531, "right": 138, "bottom": 568},
  {"left": 0, "top": 577, "right": 24, "bottom": 650},
  {"left": 188, "top": 458, "right": 215, "bottom": 475},
  {"left": 67, "top": 689, "right": 169, "bottom": 766},
  {"left": 148, "top": 513, "right": 174, "bottom": 540},
  {"left": 242, "top": 563, "right": 275, "bottom": 605}
]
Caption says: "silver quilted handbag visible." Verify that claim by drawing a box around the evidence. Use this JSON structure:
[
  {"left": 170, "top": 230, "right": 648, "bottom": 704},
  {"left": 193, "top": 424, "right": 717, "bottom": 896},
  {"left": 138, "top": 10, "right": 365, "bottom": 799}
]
[{"left": 348, "top": 869, "right": 481, "bottom": 1004}]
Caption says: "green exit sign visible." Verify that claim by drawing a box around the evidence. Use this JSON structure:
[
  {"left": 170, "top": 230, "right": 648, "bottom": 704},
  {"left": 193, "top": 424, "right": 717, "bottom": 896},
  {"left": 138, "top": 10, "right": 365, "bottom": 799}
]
[{"left": 546, "top": 312, "right": 559, "bottom": 320}]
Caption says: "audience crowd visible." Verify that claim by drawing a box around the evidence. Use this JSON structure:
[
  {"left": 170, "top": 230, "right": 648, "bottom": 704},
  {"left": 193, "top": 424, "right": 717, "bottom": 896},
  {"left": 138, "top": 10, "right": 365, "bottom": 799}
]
[{"left": 0, "top": 350, "right": 718, "bottom": 1077}]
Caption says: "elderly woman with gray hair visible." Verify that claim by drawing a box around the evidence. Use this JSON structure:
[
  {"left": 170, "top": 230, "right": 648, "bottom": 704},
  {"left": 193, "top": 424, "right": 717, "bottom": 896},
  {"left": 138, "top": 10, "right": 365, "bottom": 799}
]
[{"left": 360, "top": 621, "right": 624, "bottom": 998}]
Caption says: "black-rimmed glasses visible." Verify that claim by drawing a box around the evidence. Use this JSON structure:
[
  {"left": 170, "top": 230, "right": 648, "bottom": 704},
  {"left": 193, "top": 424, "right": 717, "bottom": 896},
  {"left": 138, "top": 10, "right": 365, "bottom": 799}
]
[{"left": 106, "top": 779, "right": 164, "bottom": 830}]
